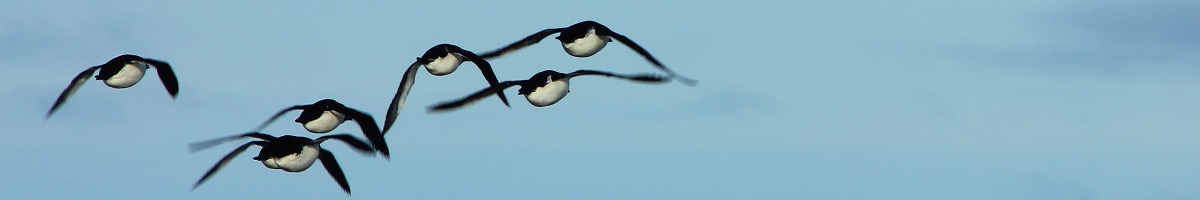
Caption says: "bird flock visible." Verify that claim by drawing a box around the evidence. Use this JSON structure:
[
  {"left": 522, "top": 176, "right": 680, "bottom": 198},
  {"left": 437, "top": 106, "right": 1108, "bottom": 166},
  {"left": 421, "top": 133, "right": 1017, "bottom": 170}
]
[{"left": 45, "top": 20, "right": 694, "bottom": 195}]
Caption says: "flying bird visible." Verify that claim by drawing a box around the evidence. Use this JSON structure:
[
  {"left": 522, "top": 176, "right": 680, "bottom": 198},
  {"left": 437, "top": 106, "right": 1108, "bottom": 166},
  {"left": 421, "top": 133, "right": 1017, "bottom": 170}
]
[
  {"left": 384, "top": 44, "right": 510, "bottom": 135},
  {"left": 253, "top": 99, "right": 390, "bottom": 159},
  {"left": 477, "top": 21, "right": 696, "bottom": 85},
  {"left": 46, "top": 54, "right": 179, "bottom": 118},
  {"left": 190, "top": 132, "right": 375, "bottom": 195},
  {"left": 429, "top": 69, "right": 668, "bottom": 112}
]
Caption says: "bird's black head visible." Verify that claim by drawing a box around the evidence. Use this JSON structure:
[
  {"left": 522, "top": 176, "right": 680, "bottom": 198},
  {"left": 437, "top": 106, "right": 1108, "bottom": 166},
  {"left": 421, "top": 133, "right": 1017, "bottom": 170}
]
[
  {"left": 416, "top": 44, "right": 456, "bottom": 64},
  {"left": 107, "top": 54, "right": 143, "bottom": 65},
  {"left": 517, "top": 70, "right": 566, "bottom": 95},
  {"left": 295, "top": 99, "right": 342, "bottom": 123},
  {"left": 95, "top": 54, "right": 146, "bottom": 80},
  {"left": 528, "top": 70, "right": 567, "bottom": 82},
  {"left": 313, "top": 99, "right": 342, "bottom": 108},
  {"left": 252, "top": 135, "right": 314, "bottom": 160},
  {"left": 555, "top": 21, "right": 603, "bottom": 42}
]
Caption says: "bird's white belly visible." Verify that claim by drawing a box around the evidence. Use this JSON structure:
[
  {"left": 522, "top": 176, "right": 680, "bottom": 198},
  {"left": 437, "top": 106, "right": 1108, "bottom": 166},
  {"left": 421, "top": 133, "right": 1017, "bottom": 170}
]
[
  {"left": 562, "top": 32, "right": 610, "bottom": 57},
  {"left": 424, "top": 54, "right": 463, "bottom": 76},
  {"left": 303, "top": 111, "right": 345, "bottom": 133},
  {"left": 103, "top": 63, "right": 147, "bottom": 88},
  {"left": 525, "top": 80, "right": 569, "bottom": 107},
  {"left": 261, "top": 145, "right": 321, "bottom": 172}
]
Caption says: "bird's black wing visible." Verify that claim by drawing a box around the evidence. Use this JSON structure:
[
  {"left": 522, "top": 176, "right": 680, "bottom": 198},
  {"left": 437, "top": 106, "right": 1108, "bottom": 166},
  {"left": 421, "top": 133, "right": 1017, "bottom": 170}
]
[
  {"left": 46, "top": 66, "right": 102, "bottom": 119},
  {"left": 597, "top": 26, "right": 697, "bottom": 86},
  {"left": 252, "top": 105, "right": 308, "bottom": 132},
  {"left": 189, "top": 132, "right": 277, "bottom": 152},
  {"left": 383, "top": 61, "right": 422, "bottom": 135},
  {"left": 313, "top": 134, "right": 376, "bottom": 155},
  {"left": 318, "top": 149, "right": 351, "bottom": 195},
  {"left": 428, "top": 80, "right": 528, "bottom": 112},
  {"left": 567, "top": 70, "right": 671, "bottom": 83},
  {"left": 477, "top": 28, "right": 567, "bottom": 59},
  {"left": 192, "top": 141, "right": 267, "bottom": 190},
  {"left": 140, "top": 58, "right": 180, "bottom": 98},
  {"left": 450, "top": 45, "right": 511, "bottom": 108},
  {"left": 330, "top": 106, "right": 388, "bottom": 159}
]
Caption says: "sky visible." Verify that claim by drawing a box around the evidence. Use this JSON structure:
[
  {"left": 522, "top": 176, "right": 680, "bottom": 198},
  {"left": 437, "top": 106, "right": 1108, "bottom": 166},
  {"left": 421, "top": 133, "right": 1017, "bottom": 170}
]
[{"left": 1, "top": 0, "right": 1198, "bottom": 199}]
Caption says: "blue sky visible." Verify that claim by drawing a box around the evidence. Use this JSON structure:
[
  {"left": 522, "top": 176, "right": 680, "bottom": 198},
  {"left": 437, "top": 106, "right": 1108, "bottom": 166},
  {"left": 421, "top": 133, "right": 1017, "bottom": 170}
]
[{"left": 2, "top": 0, "right": 1198, "bottom": 199}]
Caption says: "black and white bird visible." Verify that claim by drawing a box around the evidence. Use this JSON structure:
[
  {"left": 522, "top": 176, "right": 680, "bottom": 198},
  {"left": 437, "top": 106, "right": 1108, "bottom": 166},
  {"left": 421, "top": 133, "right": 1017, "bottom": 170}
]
[
  {"left": 384, "top": 44, "right": 510, "bottom": 134},
  {"left": 189, "top": 132, "right": 375, "bottom": 195},
  {"left": 478, "top": 21, "right": 696, "bottom": 85},
  {"left": 429, "top": 69, "right": 668, "bottom": 112},
  {"left": 253, "top": 99, "right": 390, "bottom": 159},
  {"left": 46, "top": 54, "right": 179, "bottom": 118}
]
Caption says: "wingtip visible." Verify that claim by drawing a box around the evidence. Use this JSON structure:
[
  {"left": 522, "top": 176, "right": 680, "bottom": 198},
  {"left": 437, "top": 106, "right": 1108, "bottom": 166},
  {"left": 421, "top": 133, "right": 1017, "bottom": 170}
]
[
  {"left": 191, "top": 180, "right": 206, "bottom": 191},
  {"left": 427, "top": 107, "right": 451, "bottom": 114},
  {"left": 679, "top": 79, "right": 699, "bottom": 87},
  {"left": 45, "top": 106, "right": 60, "bottom": 119},
  {"left": 378, "top": 148, "right": 390, "bottom": 160},
  {"left": 187, "top": 145, "right": 204, "bottom": 153},
  {"left": 672, "top": 75, "right": 699, "bottom": 86},
  {"left": 500, "top": 99, "right": 512, "bottom": 108}
]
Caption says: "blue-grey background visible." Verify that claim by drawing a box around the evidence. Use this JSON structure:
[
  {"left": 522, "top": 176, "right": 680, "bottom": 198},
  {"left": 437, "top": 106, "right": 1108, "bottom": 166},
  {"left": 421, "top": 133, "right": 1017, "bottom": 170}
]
[{"left": 2, "top": 0, "right": 1198, "bottom": 199}]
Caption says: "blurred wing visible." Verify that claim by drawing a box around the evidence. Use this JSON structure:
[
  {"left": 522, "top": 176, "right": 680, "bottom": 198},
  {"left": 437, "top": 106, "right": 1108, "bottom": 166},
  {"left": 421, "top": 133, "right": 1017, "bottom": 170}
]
[
  {"left": 46, "top": 66, "right": 101, "bottom": 119},
  {"left": 605, "top": 31, "right": 697, "bottom": 86},
  {"left": 477, "top": 28, "right": 565, "bottom": 59},
  {"left": 189, "top": 132, "right": 277, "bottom": 152},
  {"left": 567, "top": 70, "right": 671, "bottom": 83},
  {"left": 252, "top": 105, "right": 306, "bottom": 132},
  {"left": 452, "top": 45, "right": 511, "bottom": 108},
  {"left": 192, "top": 141, "right": 266, "bottom": 190},
  {"left": 383, "top": 62, "right": 422, "bottom": 135},
  {"left": 141, "top": 58, "right": 180, "bottom": 98},
  {"left": 318, "top": 149, "right": 352, "bottom": 195},
  {"left": 314, "top": 134, "right": 376, "bottom": 155},
  {"left": 428, "top": 81, "right": 527, "bottom": 112},
  {"left": 334, "top": 106, "right": 388, "bottom": 159}
]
